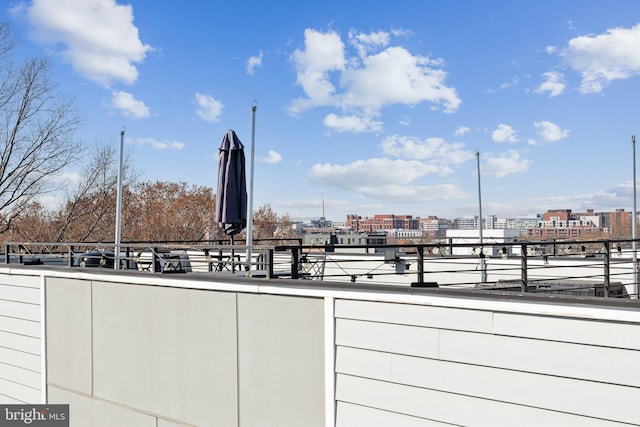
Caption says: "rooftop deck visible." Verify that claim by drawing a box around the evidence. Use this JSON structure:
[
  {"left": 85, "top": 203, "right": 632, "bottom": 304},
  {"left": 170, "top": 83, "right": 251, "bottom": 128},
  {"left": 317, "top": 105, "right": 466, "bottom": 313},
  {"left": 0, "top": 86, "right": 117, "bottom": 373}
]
[{"left": 1, "top": 239, "right": 640, "bottom": 426}]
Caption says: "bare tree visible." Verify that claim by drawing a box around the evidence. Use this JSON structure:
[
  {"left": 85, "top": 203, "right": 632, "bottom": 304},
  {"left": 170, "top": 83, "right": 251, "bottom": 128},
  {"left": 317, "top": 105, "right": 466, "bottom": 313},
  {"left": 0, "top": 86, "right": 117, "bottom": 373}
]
[
  {"left": 0, "top": 22, "right": 82, "bottom": 233},
  {"left": 53, "top": 142, "right": 137, "bottom": 242}
]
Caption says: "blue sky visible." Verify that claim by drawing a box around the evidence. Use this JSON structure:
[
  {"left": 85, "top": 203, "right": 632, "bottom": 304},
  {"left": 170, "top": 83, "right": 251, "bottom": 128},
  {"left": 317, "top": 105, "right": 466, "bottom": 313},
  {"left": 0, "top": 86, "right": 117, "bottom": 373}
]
[{"left": 4, "top": 1, "right": 640, "bottom": 221}]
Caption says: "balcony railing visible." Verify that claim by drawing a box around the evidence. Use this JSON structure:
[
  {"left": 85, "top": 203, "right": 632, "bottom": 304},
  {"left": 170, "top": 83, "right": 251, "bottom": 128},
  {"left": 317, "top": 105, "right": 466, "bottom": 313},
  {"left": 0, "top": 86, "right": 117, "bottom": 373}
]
[{"left": 3, "top": 238, "right": 640, "bottom": 298}]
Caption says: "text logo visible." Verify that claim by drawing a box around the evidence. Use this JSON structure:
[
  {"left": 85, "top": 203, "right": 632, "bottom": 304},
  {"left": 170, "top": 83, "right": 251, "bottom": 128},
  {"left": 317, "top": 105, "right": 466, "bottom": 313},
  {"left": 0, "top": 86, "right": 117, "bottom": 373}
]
[{"left": 0, "top": 405, "right": 68, "bottom": 426}]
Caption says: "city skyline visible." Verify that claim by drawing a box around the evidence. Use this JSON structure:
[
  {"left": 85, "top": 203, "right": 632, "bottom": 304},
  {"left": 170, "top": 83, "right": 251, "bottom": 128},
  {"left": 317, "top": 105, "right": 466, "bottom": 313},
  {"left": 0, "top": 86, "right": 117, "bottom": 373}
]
[{"left": 3, "top": 1, "right": 640, "bottom": 221}]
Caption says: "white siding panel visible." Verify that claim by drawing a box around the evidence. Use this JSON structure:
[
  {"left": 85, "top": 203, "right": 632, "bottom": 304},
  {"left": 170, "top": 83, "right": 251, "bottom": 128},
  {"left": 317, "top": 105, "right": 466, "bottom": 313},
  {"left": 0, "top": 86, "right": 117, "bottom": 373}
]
[
  {"left": 0, "top": 330, "right": 41, "bottom": 355},
  {"left": 336, "top": 402, "right": 452, "bottom": 427},
  {"left": 493, "top": 312, "right": 640, "bottom": 350},
  {"left": 0, "top": 363, "right": 41, "bottom": 389},
  {"left": 0, "top": 316, "right": 40, "bottom": 338},
  {"left": 335, "top": 299, "right": 493, "bottom": 333},
  {"left": 48, "top": 385, "right": 157, "bottom": 427},
  {"left": 0, "top": 378, "right": 40, "bottom": 403},
  {"left": 336, "top": 373, "right": 624, "bottom": 427},
  {"left": 336, "top": 318, "right": 439, "bottom": 359},
  {"left": 439, "top": 329, "right": 640, "bottom": 387},
  {"left": 337, "top": 347, "right": 640, "bottom": 425},
  {"left": 0, "top": 285, "right": 40, "bottom": 304},
  {"left": 0, "top": 347, "right": 40, "bottom": 372},
  {"left": 0, "top": 300, "right": 39, "bottom": 322},
  {"left": 0, "top": 274, "right": 41, "bottom": 288},
  {"left": 0, "top": 393, "right": 26, "bottom": 404}
]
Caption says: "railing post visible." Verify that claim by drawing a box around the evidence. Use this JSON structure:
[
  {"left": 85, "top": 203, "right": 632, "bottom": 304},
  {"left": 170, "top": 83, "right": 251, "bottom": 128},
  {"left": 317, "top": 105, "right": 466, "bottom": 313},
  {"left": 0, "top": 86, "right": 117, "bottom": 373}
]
[
  {"left": 18, "top": 244, "right": 24, "bottom": 264},
  {"left": 520, "top": 243, "right": 528, "bottom": 292},
  {"left": 291, "top": 247, "right": 300, "bottom": 279},
  {"left": 68, "top": 245, "right": 75, "bottom": 267},
  {"left": 603, "top": 241, "right": 610, "bottom": 297},
  {"left": 417, "top": 246, "right": 425, "bottom": 286},
  {"left": 152, "top": 248, "right": 160, "bottom": 273},
  {"left": 267, "top": 248, "right": 274, "bottom": 279},
  {"left": 4, "top": 244, "right": 10, "bottom": 264},
  {"left": 125, "top": 246, "right": 131, "bottom": 270}
]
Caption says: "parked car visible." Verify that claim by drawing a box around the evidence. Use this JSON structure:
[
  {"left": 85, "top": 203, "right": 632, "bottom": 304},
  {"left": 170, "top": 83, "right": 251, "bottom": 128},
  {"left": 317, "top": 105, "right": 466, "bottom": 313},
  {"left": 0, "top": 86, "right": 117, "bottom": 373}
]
[{"left": 74, "top": 250, "right": 115, "bottom": 268}]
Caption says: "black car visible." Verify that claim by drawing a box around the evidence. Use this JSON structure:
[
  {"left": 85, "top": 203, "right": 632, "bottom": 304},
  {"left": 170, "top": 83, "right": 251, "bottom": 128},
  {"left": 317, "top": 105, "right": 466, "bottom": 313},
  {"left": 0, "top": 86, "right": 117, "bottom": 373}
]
[{"left": 74, "top": 250, "right": 115, "bottom": 268}]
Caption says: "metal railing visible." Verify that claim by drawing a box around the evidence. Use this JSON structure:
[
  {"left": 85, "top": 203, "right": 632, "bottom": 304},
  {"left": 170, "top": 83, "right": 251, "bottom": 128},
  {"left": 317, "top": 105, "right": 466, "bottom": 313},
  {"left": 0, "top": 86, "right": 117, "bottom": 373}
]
[{"left": 3, "top": 238, "right": 640, "bottom": 298}]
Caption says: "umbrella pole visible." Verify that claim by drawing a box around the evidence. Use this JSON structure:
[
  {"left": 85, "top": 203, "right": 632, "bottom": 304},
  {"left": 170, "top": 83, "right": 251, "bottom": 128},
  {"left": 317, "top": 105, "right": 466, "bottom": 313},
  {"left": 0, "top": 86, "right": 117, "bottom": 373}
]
[
  {"left": 230, "top": 234, "right": 235, "bottom": 273},
  {"left": 246, "top": 104, "right": 257, "bottom": 276}
]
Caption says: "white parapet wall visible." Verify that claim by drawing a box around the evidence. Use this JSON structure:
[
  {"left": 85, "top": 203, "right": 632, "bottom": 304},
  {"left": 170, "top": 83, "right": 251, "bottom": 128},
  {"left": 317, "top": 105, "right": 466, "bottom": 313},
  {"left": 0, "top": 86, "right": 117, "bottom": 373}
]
[
  {"left": 0, "top": 265, "right": 639, "bottom": 426},
  {"left": 0, "top": 272, "right": 45, "bottom": 404}
]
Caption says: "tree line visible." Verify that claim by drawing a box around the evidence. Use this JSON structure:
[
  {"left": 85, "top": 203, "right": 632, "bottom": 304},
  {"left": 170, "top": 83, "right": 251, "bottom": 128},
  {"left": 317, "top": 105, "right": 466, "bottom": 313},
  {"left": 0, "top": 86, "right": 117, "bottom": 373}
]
[{"left": 0, "top": 22, "right": 292, "bottom": 244}]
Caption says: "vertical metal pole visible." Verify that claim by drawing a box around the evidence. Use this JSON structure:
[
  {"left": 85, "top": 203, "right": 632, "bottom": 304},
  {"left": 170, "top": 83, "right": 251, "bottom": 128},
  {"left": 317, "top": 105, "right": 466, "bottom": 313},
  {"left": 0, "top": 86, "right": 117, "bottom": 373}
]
[
  {"left": 634, "top": 135, "right": 638, "bottom": 298},
  {"left": 520, "top": 243, "right": 528, "bottom": 292},
  {"left": 476, "top": 150, "right": 487, "bottom": 282},
  {"left": 246, "top": 104, "right": 257, "bottom": 275},
  {"left": 417, "top": 246, "right": 425, "bottom": 286},
  {"left": 114, "top": 129, "right": 124, "bottom": 270},
  {"left": 603, "top": 241, "right": 610, "bottom": 297}
]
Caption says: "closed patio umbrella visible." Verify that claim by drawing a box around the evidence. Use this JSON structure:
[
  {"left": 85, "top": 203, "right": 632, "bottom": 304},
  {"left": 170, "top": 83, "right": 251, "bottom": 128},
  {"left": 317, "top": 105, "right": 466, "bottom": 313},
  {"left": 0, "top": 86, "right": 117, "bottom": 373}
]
[{"left": 216, "top": 130, "right": 247, "bottom": 271}]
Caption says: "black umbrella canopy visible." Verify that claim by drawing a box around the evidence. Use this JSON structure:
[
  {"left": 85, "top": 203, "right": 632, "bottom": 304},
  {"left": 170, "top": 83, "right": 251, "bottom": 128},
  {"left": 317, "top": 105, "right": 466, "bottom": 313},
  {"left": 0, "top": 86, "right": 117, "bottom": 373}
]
[{"left": 215, "top": 129, "right": 247, "bottom": 236}]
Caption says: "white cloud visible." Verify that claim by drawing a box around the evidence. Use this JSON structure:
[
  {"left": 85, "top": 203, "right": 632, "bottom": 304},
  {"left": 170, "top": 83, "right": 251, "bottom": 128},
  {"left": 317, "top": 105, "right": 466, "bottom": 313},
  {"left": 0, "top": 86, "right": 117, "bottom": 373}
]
[
  {"left": 289, "top": 28, "right": 461, "bottom": 131},
  {"left": 246, "top": 50, "right": 263, "bottom": 75},
  {"left": 13, "top": 0, "right": 151, "bottom": 86},
  {"left": 323, "top": 113, "right": 383, "bottom": 133},
  {"left": 535, "top": 71, "right": 565, "bottom": 97},
  {"left": 561, "top": 23, "right": 640, "bottom": 93},
  {"left": 341, "top": 45, "right": 460, "bottom": 112},
  {"left": 482, "top": 150, "right": 530, "bottom": 178},
  {"left": 454, "top": 126, "right": 470, "bottom": 137},
  {"left": 111, "top": 91, "right": 150, "bottom": 119},
  {"left": 133, "top": 137, "right": 185, "bottom": 151},
  {"left": 349, "top": 29, "right": 390, "bottom": 57},
  {"left": 309, "top": 158, "right": 437, "bottom": 188},
  {"left": 289, "top": 28, "right": 346, "bottom": 112},
  {"left": 357, "top": 183, "right": 467, "bottom": 202},
  {"left": 259, "top": 150, "right": 282, "bottom": 164},
  {"left": 491, "top": 124, "right": 518, "bottom": 143},
  {"left": 195, "top": 93, "right": 224, "bottom": 122},
  {"left": 48, "top": 171, "right": 83, "bottom": 187},
  {"left": 381, "top": 134, "right": 473, "bottom": 166},
  {"left": 308, "top": 158, "right": 467, "bottom": 202},
  {"left": 499, "top": 77, "right": 520, "bottom": 90},
  {"left": 533, "top": 120, "right": 569, "bottom": 142}
]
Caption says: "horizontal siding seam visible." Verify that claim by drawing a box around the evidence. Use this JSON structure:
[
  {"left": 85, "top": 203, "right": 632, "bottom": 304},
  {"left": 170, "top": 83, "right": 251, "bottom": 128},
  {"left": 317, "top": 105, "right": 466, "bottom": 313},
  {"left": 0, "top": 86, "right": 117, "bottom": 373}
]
[
  {"left": 337, "top": 373, "right": 629, "bottom": 426},
  {"left": 337, "top": 401, "right": 461, "bottom": 426},
  {"left": 0, "top": 374, "right": 40, "bottom": 391},
  {"left": 336, "top": 317, "right": 640, "bottom": 351},
  {"left": 335, "top": 344, "right": 640, "bottom": 389}
]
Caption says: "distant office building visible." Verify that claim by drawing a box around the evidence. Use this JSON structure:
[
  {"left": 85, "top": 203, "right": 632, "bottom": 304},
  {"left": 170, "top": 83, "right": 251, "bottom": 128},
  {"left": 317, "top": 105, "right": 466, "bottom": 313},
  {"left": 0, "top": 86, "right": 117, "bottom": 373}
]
[
  {"left": 420, "top": 216, "right": 449, "bottom": 239},
  {"left": 454, "top": 216, "right": 478, "bottom": 230},
  {"left": 527, "top": 209, "right": 599, "bottom": 239},
  {"left": 346, "top": 214, "right": 362, "bottom": 231},
  {"left": 575, "top": 208, "right": 631, "bottom": 236},
  {"left": 525, "top": 208, "right": 631, "bottom": 238},
  {"left": 345, "top": 214, "right": 420, "bottom": 233}
]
